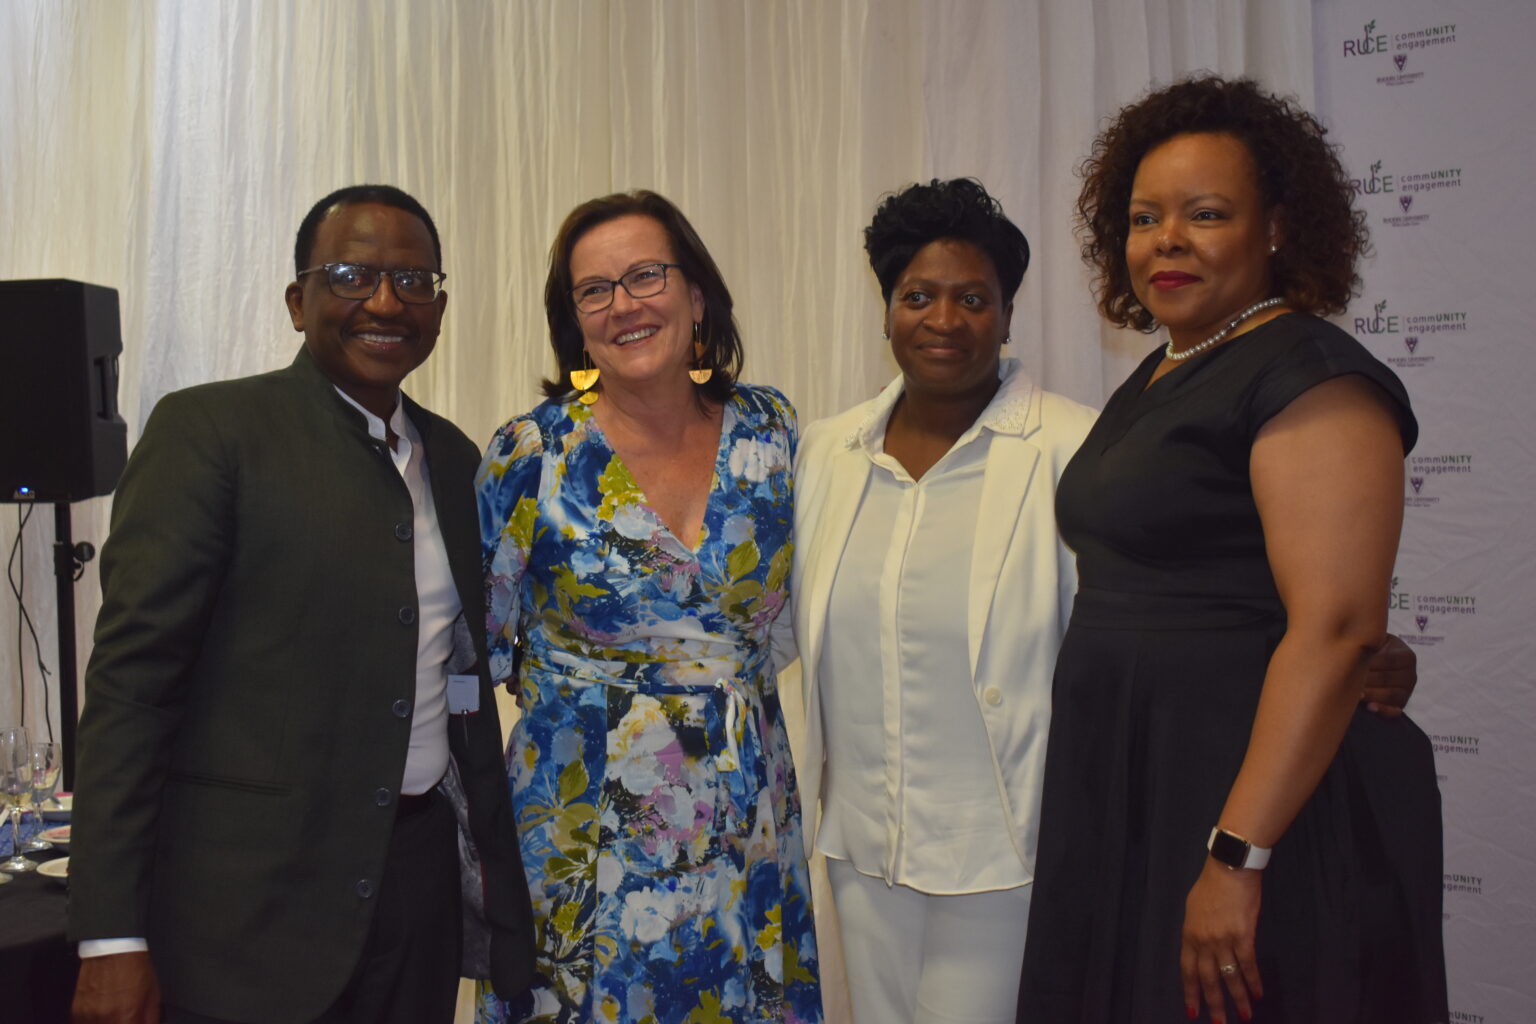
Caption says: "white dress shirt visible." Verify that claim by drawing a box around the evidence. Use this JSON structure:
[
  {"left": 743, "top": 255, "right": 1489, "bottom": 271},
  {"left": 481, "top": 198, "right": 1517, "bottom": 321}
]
[
  {"left": 794, "top": 359, "right": 1099, "bottom": 913},
  {"left": 815, "top": 374, "right": 1029, "bottom": 894},
  {"left": 341, "top": 389, "right": 456, "bottom": 797}
]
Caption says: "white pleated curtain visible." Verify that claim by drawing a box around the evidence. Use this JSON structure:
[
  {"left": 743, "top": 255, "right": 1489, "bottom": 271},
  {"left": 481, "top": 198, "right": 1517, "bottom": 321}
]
[{"left": 0, "top": 2, "right": 1308, "bottom": 1019}]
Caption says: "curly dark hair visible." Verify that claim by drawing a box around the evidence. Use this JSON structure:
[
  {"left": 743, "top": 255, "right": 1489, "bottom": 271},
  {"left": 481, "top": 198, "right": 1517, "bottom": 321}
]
[
  {"left": 1077, "top": 74, "right": 1368, "bottom": 331},
  {"left": 864, "top": 178, "right": 1031, "bottom": 304},
  {"left": 541, "top": 191, "right": 741, "bottom": 403}
]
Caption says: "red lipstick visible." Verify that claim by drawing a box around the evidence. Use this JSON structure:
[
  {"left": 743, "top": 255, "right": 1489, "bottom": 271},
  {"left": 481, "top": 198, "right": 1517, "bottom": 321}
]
[{"left": 1149, "top": 271, "right": 1199, "bottom": 290}]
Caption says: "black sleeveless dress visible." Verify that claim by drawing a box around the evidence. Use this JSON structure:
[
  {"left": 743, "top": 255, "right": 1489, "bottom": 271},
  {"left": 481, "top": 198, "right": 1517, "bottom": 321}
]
[{"left": 1017, "top": 314, "right": 1448, "bottom": 1023}]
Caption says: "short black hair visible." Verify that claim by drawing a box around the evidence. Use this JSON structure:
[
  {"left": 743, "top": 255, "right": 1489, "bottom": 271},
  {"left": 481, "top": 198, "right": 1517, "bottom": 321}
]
[
  {"left": 293, "top": 184, "right": 442, "bottom": 277},
  {"left": 864, "top": 178, "right": 1031, "bottom": 304}
]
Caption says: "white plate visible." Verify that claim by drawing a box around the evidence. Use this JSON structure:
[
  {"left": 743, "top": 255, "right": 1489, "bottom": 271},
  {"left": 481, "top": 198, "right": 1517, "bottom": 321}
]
[
  {"left": 39, "top": 825, "right": 70, "bottom": 845},
  {"left": 40, "top": 793, "right": 72, "bottom": 822},
  {"left": 37, "top": 856, "right": 68, "bottom": 881}
]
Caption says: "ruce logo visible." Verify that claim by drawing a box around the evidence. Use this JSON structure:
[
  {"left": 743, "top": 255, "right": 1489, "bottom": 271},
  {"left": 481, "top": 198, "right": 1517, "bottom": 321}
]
[
  {"left": 1343, "top": 19, "right": 1388, "bottom": 56},
  {"left": 1355, "top": 300, "right": 1397, "bottom": 335},
  {"left": 1351, "top": 159, "right": 1394, "bottom": 195}
]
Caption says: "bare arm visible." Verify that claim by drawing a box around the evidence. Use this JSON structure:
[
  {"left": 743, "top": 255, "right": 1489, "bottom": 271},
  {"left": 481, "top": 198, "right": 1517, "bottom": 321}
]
[{"left": 1180, "top": 375, "right": 1406, "bottom": 1022}]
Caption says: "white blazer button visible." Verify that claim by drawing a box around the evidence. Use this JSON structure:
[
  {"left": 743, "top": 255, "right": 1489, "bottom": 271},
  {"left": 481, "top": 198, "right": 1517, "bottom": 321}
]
[{"left": 984, "top": 687, "right": 1003, "bottom": 706}]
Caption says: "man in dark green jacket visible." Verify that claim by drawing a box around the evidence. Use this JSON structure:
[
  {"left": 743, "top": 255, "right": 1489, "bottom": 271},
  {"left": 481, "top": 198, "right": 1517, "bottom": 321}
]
[{"left": 68, "top": 185, "right": 534, "bottom": 1024}]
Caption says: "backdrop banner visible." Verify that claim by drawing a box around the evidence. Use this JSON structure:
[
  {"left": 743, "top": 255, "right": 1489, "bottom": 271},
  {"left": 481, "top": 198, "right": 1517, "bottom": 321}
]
[
  {"left": 0, "top": 6, "right": 1314, "bottom": 1021},
  {"left": 12, "top": 2, "right": 1528, "bottom": 1021},
  {"left": 1315, "top": 1, "right": 1536, "bottom": 1020}
]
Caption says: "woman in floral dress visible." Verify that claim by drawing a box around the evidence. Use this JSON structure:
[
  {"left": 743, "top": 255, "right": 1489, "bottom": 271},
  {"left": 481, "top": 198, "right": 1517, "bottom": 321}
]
[{"left": 475, "top": 191, "right": 821, "bottom": 1023}]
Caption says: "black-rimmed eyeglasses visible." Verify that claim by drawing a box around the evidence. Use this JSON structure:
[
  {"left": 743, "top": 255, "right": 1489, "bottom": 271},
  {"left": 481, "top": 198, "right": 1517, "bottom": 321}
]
[
  {"left": 297, "top": 263, "right": 446, "bottom": 304},
  {"left": 570, "top": 263, "right": 680, "bottom": 314}
]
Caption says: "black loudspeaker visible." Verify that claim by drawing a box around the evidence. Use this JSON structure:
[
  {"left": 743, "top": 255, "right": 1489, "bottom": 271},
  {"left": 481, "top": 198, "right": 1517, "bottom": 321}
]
[{"left": 0, "top": 279, "right": 128, "bottom": 503}]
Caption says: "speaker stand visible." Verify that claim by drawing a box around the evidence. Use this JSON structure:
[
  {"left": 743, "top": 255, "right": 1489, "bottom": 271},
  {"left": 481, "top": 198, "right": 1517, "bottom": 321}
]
[{"left": 51, "top": 503, "right": 94, "bottom": 790}]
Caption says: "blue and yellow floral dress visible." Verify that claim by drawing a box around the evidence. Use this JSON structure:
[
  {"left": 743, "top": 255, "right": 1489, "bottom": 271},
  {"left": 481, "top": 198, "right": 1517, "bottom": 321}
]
[{"left": 474, "top": 384, "right": 822, "bottom": 1024}]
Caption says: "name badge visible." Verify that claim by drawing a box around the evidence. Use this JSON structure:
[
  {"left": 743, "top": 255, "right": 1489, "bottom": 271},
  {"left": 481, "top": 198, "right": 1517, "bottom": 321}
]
[{"left": 447, "top": 674, "right": 481, "bottom": 715}]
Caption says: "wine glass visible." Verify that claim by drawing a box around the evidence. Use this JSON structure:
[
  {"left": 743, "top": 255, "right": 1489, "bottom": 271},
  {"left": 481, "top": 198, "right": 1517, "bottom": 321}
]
[
  {"left": 22, "top": 742, "right": 62, "bottom": 852},
  {"left": 31, "top": 741, "right": 64, "bottom": 810},
  {"left": 0, "top": 727, "right": 35, "bottom": 873}
]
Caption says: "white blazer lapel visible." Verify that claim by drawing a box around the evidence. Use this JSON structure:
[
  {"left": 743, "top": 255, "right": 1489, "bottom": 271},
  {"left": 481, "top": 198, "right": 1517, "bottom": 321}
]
[
  {"left": 967, "top": 432, "right": 1042, "bottom": 683},
  {"left": 800, "top": 447, "right": 871, "bottom": 679}
]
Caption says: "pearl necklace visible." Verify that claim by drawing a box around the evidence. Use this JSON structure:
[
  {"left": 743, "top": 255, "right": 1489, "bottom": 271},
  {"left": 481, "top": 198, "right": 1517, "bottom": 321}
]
[{"left": 1164, "top": 297, "right": 1285, "bottom": 362}]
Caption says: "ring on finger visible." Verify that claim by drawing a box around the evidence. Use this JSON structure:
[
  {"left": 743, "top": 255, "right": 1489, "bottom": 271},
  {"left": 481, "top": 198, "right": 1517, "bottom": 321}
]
[{"left": 1220, "top": 963, "right": 1238, "bottom": 976}]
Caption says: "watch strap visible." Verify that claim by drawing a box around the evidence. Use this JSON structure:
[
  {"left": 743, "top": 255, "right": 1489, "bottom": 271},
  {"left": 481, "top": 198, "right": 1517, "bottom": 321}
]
[{"left": 1207, "top": 826, "right": 1272, "bottom": 870}]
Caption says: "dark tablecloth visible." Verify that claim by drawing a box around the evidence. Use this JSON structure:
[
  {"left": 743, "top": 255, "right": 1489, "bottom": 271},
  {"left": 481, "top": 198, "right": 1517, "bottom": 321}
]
[{"left": 1, "top": 819, "right": 77, "bottom": 1024}]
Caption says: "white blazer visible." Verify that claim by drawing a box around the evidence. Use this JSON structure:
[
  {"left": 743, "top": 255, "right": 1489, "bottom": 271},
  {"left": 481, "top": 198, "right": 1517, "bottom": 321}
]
[{"left": 791, "top": 359, "right": 1097, "bottom": 877}]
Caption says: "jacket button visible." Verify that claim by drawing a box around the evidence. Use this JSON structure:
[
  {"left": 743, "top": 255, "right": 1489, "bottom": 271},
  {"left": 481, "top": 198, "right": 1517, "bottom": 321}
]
[
  {"left": 375, "top": 787, "right": 392, "bottom": 807},
  {"left": 984, "top": 687, "right": 1003, "bottom": 706},
  {"left": 398, "top": 606, "right": 416, "bottom": 625},
  {"left": 356, "top": 879, "right": 374, "bottom": 899},
  {"left": 392, "top": 698, "right": 411, "bottom": 719},
  {"left": 394, "top": 522, "right": 413, "bottom": 541}
]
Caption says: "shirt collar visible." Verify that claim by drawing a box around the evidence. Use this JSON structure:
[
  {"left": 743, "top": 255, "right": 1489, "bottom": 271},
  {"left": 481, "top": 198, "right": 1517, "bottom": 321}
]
[
  {"left": 844, "top": 356, "right": 1038, "bottom": 452},
  {"left": 332, "top": 387, "right": 416, "bottom": 446}
]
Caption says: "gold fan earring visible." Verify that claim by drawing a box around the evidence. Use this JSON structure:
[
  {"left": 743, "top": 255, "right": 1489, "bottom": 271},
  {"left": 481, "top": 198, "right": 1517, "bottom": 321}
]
[
  {"left": 570, "top": 350, "right": 600, "bottom": 406},
  {"left": 688, "top": 323, "right": 713, "bottom": 385}
]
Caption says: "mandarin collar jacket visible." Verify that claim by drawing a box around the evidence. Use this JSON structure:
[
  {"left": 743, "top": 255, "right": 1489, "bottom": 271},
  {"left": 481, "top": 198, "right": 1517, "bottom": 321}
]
[{"left": 69, "top": 347, "right": 533, "bottom": 1021}]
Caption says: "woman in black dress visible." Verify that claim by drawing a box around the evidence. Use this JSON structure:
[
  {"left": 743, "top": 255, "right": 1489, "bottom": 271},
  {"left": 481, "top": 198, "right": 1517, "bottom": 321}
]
[{"left": 1017, "top": 76, "right": 1447, "bottom": 1024}]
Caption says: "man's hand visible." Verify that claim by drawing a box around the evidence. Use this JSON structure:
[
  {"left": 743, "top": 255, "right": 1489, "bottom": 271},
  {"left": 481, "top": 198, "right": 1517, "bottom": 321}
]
[
  {"left": 72, "top": 951, "right": 161, "bottom": 1024},
  {"left": 1362, "top": 633, "right": 1416, "bottom": 718}
]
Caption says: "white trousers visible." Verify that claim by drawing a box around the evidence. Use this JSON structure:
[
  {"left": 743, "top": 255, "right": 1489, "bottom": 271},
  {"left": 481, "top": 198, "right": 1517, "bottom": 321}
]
[{"left": 827, "top": 859, "right": 1032, "bottom": 1024}]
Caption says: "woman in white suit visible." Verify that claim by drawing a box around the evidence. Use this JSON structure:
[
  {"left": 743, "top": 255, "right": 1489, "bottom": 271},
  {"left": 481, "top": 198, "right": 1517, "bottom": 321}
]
[{"left": 792, "top": 179, "right": 1098, "bottom": 1023}]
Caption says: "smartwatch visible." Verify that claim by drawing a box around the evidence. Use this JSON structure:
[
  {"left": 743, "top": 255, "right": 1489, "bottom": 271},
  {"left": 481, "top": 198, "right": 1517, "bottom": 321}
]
[{"left": 1207, "top": 827, "right": 1271, "bottom": 870}]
